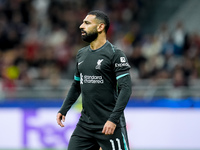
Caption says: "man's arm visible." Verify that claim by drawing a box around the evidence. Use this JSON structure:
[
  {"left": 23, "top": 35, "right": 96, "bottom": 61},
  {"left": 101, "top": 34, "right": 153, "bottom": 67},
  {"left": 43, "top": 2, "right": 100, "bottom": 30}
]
[
  {"left": 57, "top": 80, "right": 81, "bottom": 127},
  {"left": 102, "top": 74, "right": 132, "bottom": 134},
  {"left": 108, "top": 74, "right": 132, "bottom": 124}
]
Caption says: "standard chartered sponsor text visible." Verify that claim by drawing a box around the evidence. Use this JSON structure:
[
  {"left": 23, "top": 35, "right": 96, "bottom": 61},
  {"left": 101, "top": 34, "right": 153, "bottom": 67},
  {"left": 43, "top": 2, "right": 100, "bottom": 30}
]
[{"left": 84, "top": 75, "right": 104, "bottom": 84}]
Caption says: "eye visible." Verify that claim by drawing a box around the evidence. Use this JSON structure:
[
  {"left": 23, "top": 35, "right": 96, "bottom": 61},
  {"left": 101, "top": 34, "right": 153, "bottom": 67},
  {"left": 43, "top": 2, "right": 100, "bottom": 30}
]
[{"left": 84, "top": 21, "right": 90, "bottom": 24}]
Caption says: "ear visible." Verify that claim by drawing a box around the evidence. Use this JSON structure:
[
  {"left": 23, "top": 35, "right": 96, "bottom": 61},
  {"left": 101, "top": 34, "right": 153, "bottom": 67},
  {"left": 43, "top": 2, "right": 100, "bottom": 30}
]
[{"left": 97, "top": 23, "right": 105, "bottom": 32}]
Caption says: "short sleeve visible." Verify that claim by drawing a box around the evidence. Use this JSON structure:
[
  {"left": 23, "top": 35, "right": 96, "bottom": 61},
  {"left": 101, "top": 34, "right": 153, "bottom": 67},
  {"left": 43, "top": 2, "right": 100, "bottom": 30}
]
[{"left": 112, "top": 49, "right": 131, "bottom": 80}]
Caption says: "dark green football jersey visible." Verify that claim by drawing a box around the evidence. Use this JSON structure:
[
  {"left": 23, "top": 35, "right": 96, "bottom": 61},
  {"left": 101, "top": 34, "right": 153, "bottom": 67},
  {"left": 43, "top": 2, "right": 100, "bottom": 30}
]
[{"left": 74, "top": 41, "right": 131, "bottom": 129}]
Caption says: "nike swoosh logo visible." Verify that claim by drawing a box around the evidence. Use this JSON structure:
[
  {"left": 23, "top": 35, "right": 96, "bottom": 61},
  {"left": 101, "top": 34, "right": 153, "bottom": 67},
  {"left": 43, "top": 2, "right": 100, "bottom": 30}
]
[{"left": 78, "top": 61, "right": 84, "bottom": 65}]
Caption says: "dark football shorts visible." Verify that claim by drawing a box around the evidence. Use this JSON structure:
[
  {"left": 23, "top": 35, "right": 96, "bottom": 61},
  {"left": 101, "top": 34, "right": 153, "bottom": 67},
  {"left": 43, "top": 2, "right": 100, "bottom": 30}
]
[{"left": 67, "top": 124, "right": 129, "bottom": 150}]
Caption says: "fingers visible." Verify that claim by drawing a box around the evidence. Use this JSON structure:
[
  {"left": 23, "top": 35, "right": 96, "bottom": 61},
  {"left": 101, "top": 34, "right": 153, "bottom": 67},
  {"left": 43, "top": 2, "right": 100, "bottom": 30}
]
[
  {"left": 56, "top": 113, "right": 65, "bottom": 127},
  {"left": 102, "top": 120, "right": 116, "bottom": 135},
  {"left": 102, "top": 126, "right": 115, "bottom": 135}
]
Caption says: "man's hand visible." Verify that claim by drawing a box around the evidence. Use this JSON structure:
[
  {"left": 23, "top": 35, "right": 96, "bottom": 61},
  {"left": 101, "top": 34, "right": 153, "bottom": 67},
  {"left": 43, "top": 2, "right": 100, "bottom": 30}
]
[
  {"left": 56, "top": 113, "right": 65, "bottom": 127},
  {"left": 102, "top": 120, "right": 116, "bottom": 135}
]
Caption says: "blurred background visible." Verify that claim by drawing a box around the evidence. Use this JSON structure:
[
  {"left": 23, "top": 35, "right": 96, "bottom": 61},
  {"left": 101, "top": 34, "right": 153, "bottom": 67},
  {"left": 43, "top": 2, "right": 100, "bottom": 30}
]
[{"left": 0, "top": 0, "right": 200, "bottom": 150}]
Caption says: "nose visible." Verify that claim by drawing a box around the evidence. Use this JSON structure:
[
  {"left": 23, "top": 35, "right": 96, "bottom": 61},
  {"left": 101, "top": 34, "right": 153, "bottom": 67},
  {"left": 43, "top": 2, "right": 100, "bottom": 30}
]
[{"left": 79, "top": 23, "right": 84, "bottom": 29}]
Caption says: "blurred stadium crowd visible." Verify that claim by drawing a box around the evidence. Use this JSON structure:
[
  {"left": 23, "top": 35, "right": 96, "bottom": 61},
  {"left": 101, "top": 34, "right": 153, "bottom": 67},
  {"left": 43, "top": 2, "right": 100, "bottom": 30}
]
[{"left": 0, "top": 0, "right": 200, "bottom": 92}]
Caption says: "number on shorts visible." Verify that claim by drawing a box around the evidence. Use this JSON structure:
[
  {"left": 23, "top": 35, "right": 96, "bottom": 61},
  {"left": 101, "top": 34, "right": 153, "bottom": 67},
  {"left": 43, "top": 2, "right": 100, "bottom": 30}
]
[{"left": 110, "top": 138, "right": 122, "bottom": 150}]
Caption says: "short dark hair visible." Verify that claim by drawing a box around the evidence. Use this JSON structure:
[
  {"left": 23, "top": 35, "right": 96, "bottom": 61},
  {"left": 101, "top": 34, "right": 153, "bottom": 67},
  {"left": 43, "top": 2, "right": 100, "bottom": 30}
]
[{"left": 88, "top": 10, "right": 110, "bottom": 33}]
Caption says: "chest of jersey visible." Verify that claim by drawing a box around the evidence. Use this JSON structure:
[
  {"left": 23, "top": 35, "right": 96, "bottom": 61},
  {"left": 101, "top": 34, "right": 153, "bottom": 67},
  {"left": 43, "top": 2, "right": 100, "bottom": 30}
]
[{"left": 77, "top": 50, "right": 113, "bottom": 75}]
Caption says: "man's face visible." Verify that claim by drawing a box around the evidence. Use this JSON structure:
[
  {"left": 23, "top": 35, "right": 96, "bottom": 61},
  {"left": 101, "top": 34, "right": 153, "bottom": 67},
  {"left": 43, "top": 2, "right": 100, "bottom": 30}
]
[{"left": 79, "top": 15, "right": 99, "bottom": 43}]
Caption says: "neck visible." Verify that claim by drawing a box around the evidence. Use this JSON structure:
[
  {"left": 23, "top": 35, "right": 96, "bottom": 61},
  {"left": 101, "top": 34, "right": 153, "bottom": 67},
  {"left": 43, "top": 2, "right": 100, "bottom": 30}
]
[{"left": 90, "top": 34, "right": 107, "bottom": 50}]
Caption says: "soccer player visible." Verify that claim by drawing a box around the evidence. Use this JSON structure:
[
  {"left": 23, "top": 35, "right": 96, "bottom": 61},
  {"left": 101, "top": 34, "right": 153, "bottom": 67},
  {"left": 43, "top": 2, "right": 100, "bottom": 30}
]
[{"left": 56, "top": 10, "right": 132, "bottom": 150}]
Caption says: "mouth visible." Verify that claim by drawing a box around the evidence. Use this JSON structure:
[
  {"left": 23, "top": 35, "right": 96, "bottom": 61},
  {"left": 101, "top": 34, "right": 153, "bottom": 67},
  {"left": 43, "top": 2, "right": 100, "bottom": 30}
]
[{"left": 81, "top": 30, "right": 86, "bottom": 36}]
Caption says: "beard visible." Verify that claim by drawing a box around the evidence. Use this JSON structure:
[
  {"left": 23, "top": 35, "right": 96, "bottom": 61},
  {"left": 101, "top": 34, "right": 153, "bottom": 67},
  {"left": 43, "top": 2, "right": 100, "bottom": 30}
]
[{"left": 81, "top": 29, "right": 98, "bottom": 43}]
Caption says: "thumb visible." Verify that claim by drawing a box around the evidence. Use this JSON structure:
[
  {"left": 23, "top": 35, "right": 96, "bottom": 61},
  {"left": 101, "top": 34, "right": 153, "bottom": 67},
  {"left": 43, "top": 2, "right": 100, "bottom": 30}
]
[
  {"left": 62, "top": 115, "right": 65, "bottom": 122},
  {"left": 102, "top": 124, "right": 106, "bottom": 133}
]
